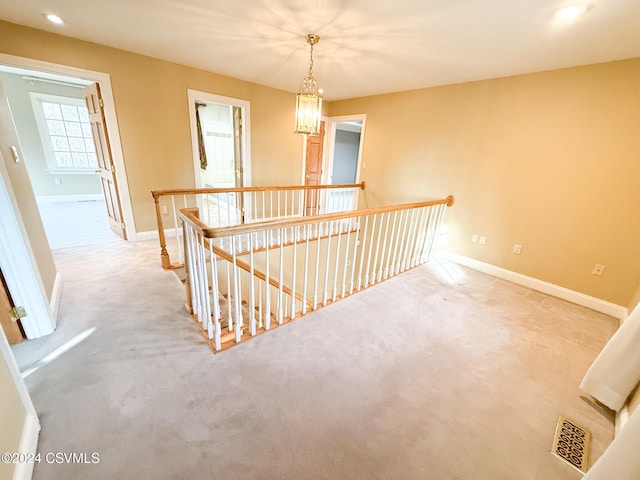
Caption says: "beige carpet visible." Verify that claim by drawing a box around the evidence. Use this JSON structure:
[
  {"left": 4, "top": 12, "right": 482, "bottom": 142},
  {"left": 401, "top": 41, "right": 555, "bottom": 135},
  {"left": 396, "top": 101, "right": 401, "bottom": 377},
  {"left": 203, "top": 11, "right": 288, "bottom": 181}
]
[{"left": 12, "top": 240, "right": 617, "bottom": 479}]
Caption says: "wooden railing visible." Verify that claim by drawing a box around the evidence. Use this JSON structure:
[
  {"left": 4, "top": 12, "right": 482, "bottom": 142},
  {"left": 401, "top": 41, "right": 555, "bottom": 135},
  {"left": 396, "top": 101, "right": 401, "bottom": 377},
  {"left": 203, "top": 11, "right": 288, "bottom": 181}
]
[
  {"left": 151, "top": 182, "right": 366, "bottom": 269},
  {"left": 180, "top": 194, "right": 454, "bottom": 353}
]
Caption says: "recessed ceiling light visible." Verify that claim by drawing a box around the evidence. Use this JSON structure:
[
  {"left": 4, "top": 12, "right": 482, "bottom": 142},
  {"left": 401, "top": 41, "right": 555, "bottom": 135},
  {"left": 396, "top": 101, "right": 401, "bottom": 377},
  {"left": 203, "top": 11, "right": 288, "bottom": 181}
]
[
  {"left": 555, "top": 5, "right": 589, "bottom": 20},
  {"left": 45, "top": 14, "right": 65, "bottom": 25}
]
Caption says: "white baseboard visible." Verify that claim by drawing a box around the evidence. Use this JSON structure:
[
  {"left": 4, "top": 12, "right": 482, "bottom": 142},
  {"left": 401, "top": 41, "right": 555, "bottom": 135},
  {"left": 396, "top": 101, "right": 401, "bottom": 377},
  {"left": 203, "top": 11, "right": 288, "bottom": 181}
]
[
  {"left": 13, "top": 413, "right": 40, "bottom": 480},
  {"left": 135, "top": 228, "right": 183, "bottom": 242},
  {"left": 615, "top": 405, "right": 629, "bottom": 437},
  {"left": 49, "top": 272, "right": 63, "bottom": 328},
  {"left": 441, "top": 251, "right": 628, "bottom": 320},
  {"left": 36, "top": 194, "right": 104, "bottom": 204}
]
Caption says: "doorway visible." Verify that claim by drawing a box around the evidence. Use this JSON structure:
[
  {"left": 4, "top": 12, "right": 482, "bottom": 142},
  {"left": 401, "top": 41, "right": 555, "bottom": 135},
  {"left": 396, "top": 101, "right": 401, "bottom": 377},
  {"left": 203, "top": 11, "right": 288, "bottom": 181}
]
[
  {"left": 327, "top": 116, "right": 365, "bottom": 186},
  {"left": 187, "top": 90, "right": 251, "bottom": 224},
  {"left": 0, "top": 54, "right": 133, "bottom": 338},
  {"left": 304, "top": 115, "right": 366, "bottom": 212},
  {"left": 0, "top": 66, "right": 126, "bottom": 248}
]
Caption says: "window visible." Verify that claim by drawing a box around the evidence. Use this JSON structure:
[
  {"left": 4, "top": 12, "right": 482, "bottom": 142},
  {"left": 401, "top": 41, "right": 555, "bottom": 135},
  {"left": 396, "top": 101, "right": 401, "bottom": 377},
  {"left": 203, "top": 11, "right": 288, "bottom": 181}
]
[{"left": 30, "top": 93, "right": 98, "bottom": 173}]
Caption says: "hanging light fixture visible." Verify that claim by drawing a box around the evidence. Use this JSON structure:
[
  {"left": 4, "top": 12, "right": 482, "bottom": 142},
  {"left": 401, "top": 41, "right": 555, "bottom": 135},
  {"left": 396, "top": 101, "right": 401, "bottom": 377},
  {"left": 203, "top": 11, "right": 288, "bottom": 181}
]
[{"left": 295, "top": 34, "right": 323, "bottom": 135}]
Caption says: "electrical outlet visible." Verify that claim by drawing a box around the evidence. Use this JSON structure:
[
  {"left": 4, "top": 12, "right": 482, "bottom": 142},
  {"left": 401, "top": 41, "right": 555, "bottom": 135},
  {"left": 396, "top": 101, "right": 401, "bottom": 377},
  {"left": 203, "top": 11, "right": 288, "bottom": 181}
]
[
  {"left": 161, "top": 205, "right": 168, "bottom": 215},
  {"left": 471, "top": 234, "right": 478, "bottom": 243},
  {"left": 512, "top": 244, "right": 522, "bottom": 255},
  {"left": 479, "top": 236, "right": 487, "bottom": 245},
  {"left": 592, "top": 264, "right": 606, "bottom": 276}
]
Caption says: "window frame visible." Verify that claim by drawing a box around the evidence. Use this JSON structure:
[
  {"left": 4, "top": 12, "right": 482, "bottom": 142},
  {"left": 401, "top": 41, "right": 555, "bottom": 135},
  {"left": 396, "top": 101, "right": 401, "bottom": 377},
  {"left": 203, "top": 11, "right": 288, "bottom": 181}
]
[{"left": 29, "top": 92, "right": 98, "bottom": 174}]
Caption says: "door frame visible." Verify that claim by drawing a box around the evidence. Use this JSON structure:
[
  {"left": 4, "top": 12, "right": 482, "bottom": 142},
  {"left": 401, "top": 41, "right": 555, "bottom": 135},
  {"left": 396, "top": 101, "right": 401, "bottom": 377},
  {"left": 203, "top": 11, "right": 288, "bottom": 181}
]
[
  {"left": 187, "top": 89, "right": 251, "bottom": 188},
  {"left": 324, "top": 114, "right": 367, "bottom": 186},
  {"left": 0, "top": 54, "right": 133, "bottom": 337},
  {"left": 0, "top": 53, "right": 135, "bottom": 239}
]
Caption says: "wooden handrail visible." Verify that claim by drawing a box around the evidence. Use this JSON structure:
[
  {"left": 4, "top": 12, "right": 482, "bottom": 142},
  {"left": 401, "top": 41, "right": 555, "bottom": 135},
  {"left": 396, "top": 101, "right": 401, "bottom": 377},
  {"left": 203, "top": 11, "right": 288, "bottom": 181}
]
[
  {"left": 152, "top": 182, "right": 366, "bottom": 269},
  {"left": 189, "top": 195, "right": 455, "bottom": 239},
  {"left": 151, "top": 181, "right": 365, "bottom": 199}
]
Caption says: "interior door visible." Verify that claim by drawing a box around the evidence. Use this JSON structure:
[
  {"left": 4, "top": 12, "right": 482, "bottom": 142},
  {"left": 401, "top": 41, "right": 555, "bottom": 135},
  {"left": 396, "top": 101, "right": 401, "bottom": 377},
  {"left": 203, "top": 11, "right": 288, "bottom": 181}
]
[
  {"left": 84, "top": 83, "right": 127, "bottom": 239},
  {"left": 0, "top": 269, "right": 25, "bottom": 345},
  {"left": 304, "top": 120, "right": 325, "bottom": 215}
]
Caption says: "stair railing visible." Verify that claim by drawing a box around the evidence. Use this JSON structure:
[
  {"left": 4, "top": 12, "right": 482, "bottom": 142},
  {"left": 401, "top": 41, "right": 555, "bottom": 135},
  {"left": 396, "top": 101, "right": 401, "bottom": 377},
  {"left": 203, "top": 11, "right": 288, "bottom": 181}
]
[
  {"left": 180, "top": 195, "right": 454, "bottom": 353},
  {"left": 152, "top": 182, "right": 366, "bottom": 269}
]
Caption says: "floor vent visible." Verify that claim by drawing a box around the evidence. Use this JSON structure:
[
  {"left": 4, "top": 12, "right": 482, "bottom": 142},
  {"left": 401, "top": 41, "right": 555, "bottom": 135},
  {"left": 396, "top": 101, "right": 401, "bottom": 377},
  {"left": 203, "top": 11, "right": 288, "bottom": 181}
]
[{"left": 551, "top": 416, "right": 591, "bottom": 473}]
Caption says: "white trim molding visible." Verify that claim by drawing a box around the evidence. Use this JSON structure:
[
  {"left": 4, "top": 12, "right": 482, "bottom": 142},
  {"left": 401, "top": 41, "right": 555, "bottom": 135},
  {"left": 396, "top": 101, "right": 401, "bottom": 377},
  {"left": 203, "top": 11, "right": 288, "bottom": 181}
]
[
  {"left": 441, "top": 251, "right": 628, "bottom": 320},
  {"left": 49, "top": 272, "right": 63, "bottom": 322},
  {"left": 36, "top": 194, "right": 103, "bottom": 204},
  {"left": 0, "top": 330, "right": 41, "bottom": 480}
]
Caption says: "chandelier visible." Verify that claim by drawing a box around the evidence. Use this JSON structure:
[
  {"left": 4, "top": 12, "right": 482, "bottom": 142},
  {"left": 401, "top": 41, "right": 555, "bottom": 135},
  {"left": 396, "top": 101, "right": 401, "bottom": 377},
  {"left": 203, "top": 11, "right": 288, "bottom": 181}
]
[{"left": 294, "top": 34, "right": 323, "bottom": 135}]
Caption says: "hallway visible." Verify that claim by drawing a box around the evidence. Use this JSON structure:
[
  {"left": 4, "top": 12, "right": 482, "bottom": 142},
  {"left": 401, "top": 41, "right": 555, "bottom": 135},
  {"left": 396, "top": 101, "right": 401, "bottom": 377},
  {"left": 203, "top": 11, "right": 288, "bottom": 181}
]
[{"left": 12, "top": 242, "right": 617, "bottom": 479}]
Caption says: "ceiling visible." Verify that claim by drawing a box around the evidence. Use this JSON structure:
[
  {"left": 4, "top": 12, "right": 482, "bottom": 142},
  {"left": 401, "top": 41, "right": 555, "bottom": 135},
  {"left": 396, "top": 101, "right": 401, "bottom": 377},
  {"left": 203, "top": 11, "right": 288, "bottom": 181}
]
[{"left": 1, "top": 0, "right": 640, "bottom": 101}]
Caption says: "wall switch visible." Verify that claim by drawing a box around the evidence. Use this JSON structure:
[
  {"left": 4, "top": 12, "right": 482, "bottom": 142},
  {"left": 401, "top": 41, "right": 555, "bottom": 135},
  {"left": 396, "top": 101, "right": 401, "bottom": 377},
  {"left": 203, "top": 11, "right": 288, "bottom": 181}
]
[
  {"left": 54, "top": 178, "right": 62, "bottom": 185},
  {"left": 471, "top": 234, "right": 478, "bottom": 243},
  {"left": 161, "top": 205, "right": 168, "bottom": 215},
  {"left": 479, "top": 236, "right": 487, "bottom": 245},
  {"left": 512, "top": 244, "right": 522, "bottom": 255},
  {"left": 592, "top": 264, "right": 606, "bottom": 276}
]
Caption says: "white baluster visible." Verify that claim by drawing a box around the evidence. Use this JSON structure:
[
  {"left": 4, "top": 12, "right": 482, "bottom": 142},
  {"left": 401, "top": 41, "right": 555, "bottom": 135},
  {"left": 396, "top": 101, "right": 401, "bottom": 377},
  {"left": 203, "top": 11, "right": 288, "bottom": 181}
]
[
  {"left": 372, "top": 212, "right": 388, "bottom": 285},
  {"left": 278, "top": 228, "right": 284, "bottom": 324},
  {"left": 209, "top": 242, "right": 221, "bottom": 351},
  {"left": 313, "top": 221, "right": 321, "bottom": 309},
  {"left": 341, "top": 218, "right": 352, "bottom": 298},
  {"left": 226, "top": 260, "right": 233, "bottom": 332},
  {"left": 383, "top": 211, "right": 398, "bottom": 280},
  {"left": 363, "top": 214, "right": 377, "bottom": 289},
  {"left": 231, "top": 235, "right": 242, "bottom": 343},
  {"left": 390, "top": 210, "right": 404, "bottom": 277},
  {"left": 356, "top": 215, "right": 375, "bottom": 294},
  {"left": 332, "top": 222, "right": 343, "bottom": 302},
  {"left": 249, "top": 232, "right": 256, "bottom": 336},
  {"left": 302, "top": 224, "right": 311, "bottom": 315},
  {"left": 323, "top": 221, "right": 333, "bottom": 305},
  {"left": 350, "top": 216, "right": 362, "bottom": 294},
  {"left": 291, "top": 225, "right": 299, "bottom": 318},
  {"left": 264, "top": 231, "right": 271, "bottom": 330}
]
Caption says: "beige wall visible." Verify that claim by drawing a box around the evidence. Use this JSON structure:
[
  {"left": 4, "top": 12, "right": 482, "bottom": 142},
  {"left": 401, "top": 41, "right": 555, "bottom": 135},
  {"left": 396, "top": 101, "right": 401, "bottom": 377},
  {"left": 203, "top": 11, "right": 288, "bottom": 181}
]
[
  {"left": 0, "top": 20, "right": 304, "bottom": 233},
  {"left": 329, "top": 60, "right": 640, "bottom": 308},
  {"left": 2, "top": 20, "right": 639, "bottom": 308}
]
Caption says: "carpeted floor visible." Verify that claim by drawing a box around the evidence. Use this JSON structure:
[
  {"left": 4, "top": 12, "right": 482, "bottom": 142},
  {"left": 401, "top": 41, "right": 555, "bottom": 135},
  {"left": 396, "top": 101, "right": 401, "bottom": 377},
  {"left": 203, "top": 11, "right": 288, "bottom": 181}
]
[{"left": 12, "top": 240, "right": 617, "bottom": 479}]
